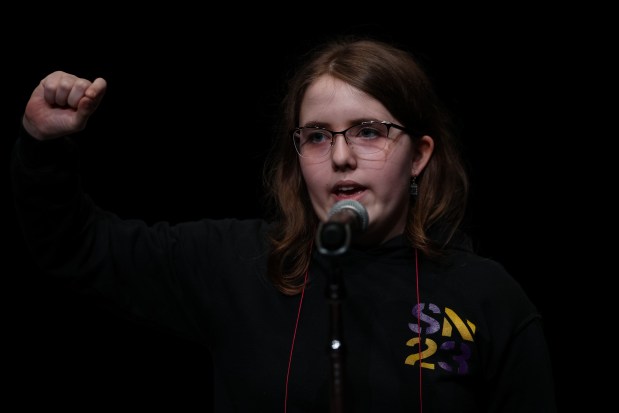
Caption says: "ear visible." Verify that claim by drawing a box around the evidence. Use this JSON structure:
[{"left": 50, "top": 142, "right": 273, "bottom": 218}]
[{"left": 411, "top": 135, "right": 434, "bottom": 176}]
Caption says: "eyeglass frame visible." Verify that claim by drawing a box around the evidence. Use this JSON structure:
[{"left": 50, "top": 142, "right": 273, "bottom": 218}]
[{"left": 292, "top": 120, "right": 414, "bottom": 158}]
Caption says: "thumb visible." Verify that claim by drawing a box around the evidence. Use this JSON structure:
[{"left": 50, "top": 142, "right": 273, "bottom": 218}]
[{"left": 77, "top": 77, "right": 107, "bottom": 119}]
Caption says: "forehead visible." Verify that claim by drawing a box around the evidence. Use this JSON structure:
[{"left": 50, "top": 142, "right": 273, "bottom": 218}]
[{"left": 299, "top": 75, "right": 393, "bottom": 126}]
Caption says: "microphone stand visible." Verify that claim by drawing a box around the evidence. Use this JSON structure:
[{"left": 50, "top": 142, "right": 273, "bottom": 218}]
[
  {"left": 317, "top": 221, "right": 352, "bottom": 413},
  {"left": 326, "top": 255, "right": 346, "bottom": 413}
]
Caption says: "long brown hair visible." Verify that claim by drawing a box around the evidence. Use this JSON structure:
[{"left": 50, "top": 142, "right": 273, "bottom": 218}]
[{"left": 263, "top": 36, "right": 469, "bottom": 295}]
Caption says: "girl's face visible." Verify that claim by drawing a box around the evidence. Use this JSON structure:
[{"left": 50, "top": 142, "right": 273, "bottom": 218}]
[{"left": 298, "top": 74, "right": 433, "bottom": 245}]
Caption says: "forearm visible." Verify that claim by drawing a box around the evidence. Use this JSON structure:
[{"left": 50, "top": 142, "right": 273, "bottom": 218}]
[{"left": 11, "top": 126, "right": 95, "bottom": 277}]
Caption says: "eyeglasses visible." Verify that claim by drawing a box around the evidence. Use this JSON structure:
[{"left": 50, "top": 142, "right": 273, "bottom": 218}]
[{"left": 292, "top": 120, "right": 410, "bottom": 159}]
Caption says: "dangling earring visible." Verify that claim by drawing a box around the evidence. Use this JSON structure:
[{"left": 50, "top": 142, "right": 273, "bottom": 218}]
[{"left": 410, "top": 174, "right": 418, "bottom": 200}]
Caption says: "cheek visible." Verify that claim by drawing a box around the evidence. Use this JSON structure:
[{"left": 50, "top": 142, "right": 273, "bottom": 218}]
[
  {"left": 300, "top": 161, "right": 329, "bottom": 194},
  {"left": 374, "top": 168, "right": 409, "bottom": 198},
  {"left": 373, "top": 154, "right": 413, "bottom": 196}
]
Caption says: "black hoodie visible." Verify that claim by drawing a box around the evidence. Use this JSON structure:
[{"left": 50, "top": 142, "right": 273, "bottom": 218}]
[{"left": 11, "top": 129, "right": 557, "bottom": 412}]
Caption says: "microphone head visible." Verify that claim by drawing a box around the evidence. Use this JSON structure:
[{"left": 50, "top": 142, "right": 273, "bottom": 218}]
[{"left": 328, "top": 200, "right": 369, "bottom": 232}]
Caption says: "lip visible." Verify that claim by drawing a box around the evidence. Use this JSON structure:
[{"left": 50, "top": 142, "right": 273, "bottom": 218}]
[{"left": 331, "top": 180, "right": 366, "bottom": 201}]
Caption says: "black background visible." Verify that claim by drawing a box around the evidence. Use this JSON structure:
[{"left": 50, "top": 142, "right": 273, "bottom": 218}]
[{"left": 5, "top": 8, "right": 603, "bottom": 412}]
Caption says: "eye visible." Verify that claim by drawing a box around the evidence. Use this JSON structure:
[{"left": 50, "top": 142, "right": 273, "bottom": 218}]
[
  {"left": 350, "top": 124, "right": 383, "bottom": 140},
  {"left": 305, "top": 128, "right": 331, "bottom": 144}
]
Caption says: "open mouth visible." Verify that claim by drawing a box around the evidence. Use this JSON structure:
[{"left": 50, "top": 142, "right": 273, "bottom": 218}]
[{"left": 333, "top": 185, "right": 365, "bottom": 197}]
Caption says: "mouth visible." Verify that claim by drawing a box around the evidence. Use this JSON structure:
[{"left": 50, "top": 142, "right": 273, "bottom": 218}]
[{"left": 332, "top": 184, "right": 366, "bottom": 199}]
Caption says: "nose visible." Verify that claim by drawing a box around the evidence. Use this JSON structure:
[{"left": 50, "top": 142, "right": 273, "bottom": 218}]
[{"left": 330, "top": 133, "right": 356, "bottom": 167}]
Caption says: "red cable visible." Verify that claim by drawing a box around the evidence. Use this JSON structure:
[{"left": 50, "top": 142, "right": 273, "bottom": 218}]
[
  {"left": 414, "top": 248, "right": 423, "bottom": 413},
  {"left": 284, "top": 269, "right": 309, "bottom": 413}
]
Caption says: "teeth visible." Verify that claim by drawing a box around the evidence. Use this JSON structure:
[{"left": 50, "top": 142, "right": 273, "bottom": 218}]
[{"left": 336, "top": 186, "right": 359, "bottom": 194}]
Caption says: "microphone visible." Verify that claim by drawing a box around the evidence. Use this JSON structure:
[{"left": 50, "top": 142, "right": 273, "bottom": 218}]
[{"left": 316, "top": 200, "right": 369, "bottom": 256}]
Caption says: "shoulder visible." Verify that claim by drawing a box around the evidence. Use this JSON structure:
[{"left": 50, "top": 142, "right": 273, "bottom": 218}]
[
  {"left": 441, "top": 245, "right": 529, "bottom": 300},
  {"left": 434, "top": 229, "right": 521, "bottom": 294},
  {"left": 427, "top": 233, "right": 540, "bottom": 322},
  {"left": 170, "top": 217, "right": 270, "bottom": 255}
]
